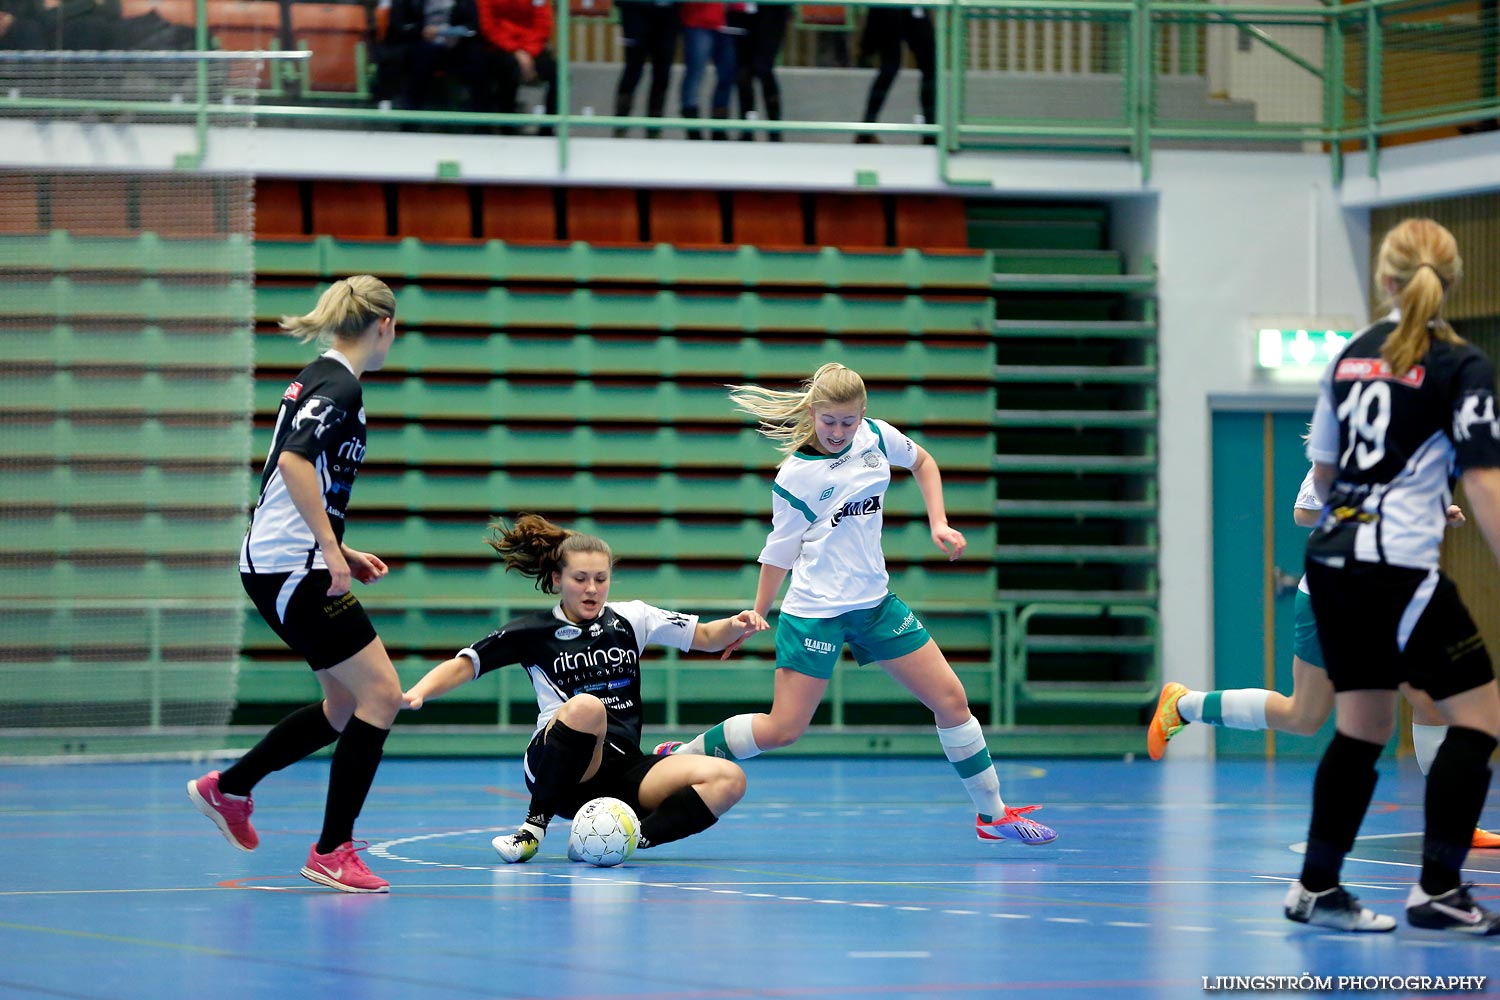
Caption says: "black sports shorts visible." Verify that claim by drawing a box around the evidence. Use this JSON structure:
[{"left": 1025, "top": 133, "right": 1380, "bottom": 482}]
[
  {"left": 1305, "top": 560, "right": 1494, "bottom": 700},
  {"left": 241, "top": 569, "right": 379, "bottom": 671}
]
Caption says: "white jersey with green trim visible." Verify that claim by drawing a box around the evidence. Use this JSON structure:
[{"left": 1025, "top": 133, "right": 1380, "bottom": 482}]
[{"left": 759, "top": 417, "right": 919, "bottom": 618}]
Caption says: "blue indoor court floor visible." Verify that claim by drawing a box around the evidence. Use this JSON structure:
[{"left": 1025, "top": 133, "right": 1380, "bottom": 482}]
[{"left": 1, "top": 755, "right": 1497, "bottom": 1000}]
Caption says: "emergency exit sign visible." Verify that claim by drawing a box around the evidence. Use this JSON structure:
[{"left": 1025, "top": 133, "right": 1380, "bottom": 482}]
[{"left": 1256, "top": 327, "right": 1354, "bottom": 376}]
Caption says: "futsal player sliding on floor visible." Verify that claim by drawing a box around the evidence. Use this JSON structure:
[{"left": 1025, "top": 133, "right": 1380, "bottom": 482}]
[
  {"left": 655, "top": 363, "right": 1057, "bottom": 844},
  {"left": 1285, "top": 218, "right": 1500, "bottom": 935},
  {"left": 1149, "top": 465, "right": 1500, "bottom": 850},
  {"left": 401, "top": 514, "right": 768, "bottom": 861}
]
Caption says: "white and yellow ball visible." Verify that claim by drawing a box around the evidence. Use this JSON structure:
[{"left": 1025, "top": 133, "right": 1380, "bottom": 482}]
[{"left": 569, "top": 796, "right": 640, "bottom": 868}]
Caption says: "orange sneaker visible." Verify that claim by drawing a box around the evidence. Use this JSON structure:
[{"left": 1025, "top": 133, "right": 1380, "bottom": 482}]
[
  {"left": 1473, "top": 827, "right": 1500, "bottom": 849},
  {"left": 1147, "top": 682, "right": 1189, "bottom": 761}
]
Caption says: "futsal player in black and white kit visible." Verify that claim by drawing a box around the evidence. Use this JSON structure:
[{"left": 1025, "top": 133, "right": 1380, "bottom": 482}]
[
  {"left": 188, "top": 275, "right": 404, "bottom": 893},
  {"left": 402, "top": 514, "right": 768, "bottom": 861},
  {"left": 1285, "top": 219, "right": 1500, "bottom": 935}
]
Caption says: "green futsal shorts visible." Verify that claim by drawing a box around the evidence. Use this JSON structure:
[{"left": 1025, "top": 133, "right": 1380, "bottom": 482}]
[{"left": 774, "top": 592, "right": 932, "bottom": 679}]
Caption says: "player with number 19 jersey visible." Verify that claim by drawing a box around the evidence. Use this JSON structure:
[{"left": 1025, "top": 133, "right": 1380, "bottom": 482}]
[{"left": 1306, "top": 311, "right": 1500, "bottom": 570}]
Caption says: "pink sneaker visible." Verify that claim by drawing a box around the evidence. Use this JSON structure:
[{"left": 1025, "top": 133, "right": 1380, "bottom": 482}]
[
  {"left": 187, "top": 771, "right": 258, "bottom": 852},
  {"left": 976, "top": 806, "right": 1058, "bottom": 844},
  {"left": 652, "top": 741, "right": 683, "bottom": 756},
  {"left": 300, "top": 840, "right": 389, "bottom": 893}
]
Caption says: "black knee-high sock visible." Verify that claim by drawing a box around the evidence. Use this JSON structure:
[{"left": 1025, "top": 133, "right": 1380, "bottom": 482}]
[
  {"left": 529, "top": 720, "right": 597, "bottom": 818},
  {"left": 1301, "top": 731, "right": 1384, "bottom": 891},
  {"left": 638, "top": 786, "right": 718, "bottom": 849},
  {"left": 219, "top": 703, "right": 340, "bottom": 797},
  {"left": 1421, "top": 726, "right": 1497, "bottom": 895},
  {"left": 316, "top": 716, "right": 389, "bottom": 854}
]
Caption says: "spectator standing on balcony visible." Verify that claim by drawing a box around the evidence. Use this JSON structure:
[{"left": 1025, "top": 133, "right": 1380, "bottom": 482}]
[
  {"left": 0, "top": 0, "right": 47, "bottom": 48},
  {"left": 856, "top": 5, "right": 935, "bottom": 145},
  {"left": 678, "top": 1, "right": 738, "bottom": 139},
  {"left": 728, "top": 1, "right": 788, "bottom": 141},
  {"left": 383, "top": 0, "right": 487, "bottom": 113},
  {"left": 611, "top": 0, "right": 680, "bottom": 138},
  {"left": 477, "top": 0, "right": 557, "bottom": 132}
]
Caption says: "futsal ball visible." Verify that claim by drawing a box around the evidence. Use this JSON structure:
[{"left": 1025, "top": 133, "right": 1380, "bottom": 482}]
[{"left": 569, "top": 796, "right": 639, "bottom": 867}]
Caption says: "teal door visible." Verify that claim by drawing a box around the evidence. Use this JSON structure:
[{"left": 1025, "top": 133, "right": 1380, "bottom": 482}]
[{"left": 1210, "top": 405, "right": 1336, "bottom": 759}]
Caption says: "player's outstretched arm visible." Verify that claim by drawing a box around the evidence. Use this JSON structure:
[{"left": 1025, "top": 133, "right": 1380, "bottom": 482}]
[
  {"left": 402, "top": 656, "right": 474, "bottom": 710},
  {"left": 908, "top": 445, "right": 965, "bottom": 560},
  {"left": 692, "top": 611, "right": 770, "bottom": 654}
]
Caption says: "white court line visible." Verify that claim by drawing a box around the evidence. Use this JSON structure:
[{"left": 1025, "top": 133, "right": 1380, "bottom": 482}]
[{"left": 849, "top": 952, "right": 931, "bottom": 959}]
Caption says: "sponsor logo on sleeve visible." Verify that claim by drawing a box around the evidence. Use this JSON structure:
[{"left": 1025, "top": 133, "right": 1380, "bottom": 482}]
[
  {"left": 293, "top": 396, "right": 346, "bottom": 439},
  {"left": 282, "top": 380, "right": 303, "bottom": 401},
  {"left": 1455, "top": 390, "right": 1500, "bottom": 441}
]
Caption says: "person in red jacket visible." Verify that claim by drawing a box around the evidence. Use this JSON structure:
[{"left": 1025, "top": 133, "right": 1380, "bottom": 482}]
[{"left": 476, "top": 0, "right": 557, "bottom": 132}]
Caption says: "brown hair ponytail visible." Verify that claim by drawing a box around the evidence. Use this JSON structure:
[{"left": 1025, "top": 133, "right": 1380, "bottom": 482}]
[{"left": 485, "top": 514, "right": 612, "bottom": 594}]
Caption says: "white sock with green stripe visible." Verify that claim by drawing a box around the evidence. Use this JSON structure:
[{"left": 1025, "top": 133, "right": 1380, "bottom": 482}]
[
  {"left": 937, "top": 716, "right": 1005, "bottom": 820},
  {"left": 1178, "top": 689, "right": 1268, "bottom": 730},
  {"left": 683, "top": 714, "right": 763, "bottom": 761}
]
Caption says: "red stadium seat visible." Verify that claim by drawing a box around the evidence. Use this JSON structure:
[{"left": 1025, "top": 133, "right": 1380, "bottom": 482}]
[
  {"left": 565, "top": 188, "right": 640, "bottom": 244},
  {"left": 255, "top": 178, "right": 307, "bottom": 239},
  {"left": 893, "top": 195, "right": 968, "bottom": 251},
  {"left": 480, "top": 185, "right": 558, "bottom": 242},
  {"left": 397, "top": 183, "right": 473, "bottom": 241},
  {"left": 119, "top": 0, "right": 196, "bottom": 25},
  {"left": 0, "top": 174, "right": 41, "bottom": 234},
  {"left": 139, "top": 176, "right": 224, "bottom": 237},
  {"left": 50, "top": 175, "right": 133, "bottom": 236},
  {"left": 569, "top": 0, "right": 610, "bottom": 16},
  {"left": 649, "top": 190, "right": 723, "bottom": 247},
  {"left": 813, "top": 193, "right": 886, "bottom": 250},
  {"left": 289, "top": 3, "right": 371, "bottom": 94},
  {"left": 730, "top": 191, "right": 804, "bottom": 249},
  {"left": 310, "top": 180, "right": 388, "bottom": 239}
]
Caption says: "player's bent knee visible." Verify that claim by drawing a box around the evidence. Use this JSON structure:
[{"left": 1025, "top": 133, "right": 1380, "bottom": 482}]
[{"left": 557, "top": 693, "right": 608, "bottom": 730}]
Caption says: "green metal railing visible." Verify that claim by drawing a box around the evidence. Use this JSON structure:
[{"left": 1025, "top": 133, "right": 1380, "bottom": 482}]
[{"left": 3, "top": 0, "right": 1498, "bottom": 181}]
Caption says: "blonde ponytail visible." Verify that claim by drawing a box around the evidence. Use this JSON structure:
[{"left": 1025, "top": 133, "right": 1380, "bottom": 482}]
[
  {"left": 729, "top": 362, "right": 867, "bottom": 461},
  {"left": 485, "top": 513, "right": 612, "bottom": 594},
  {"left": 1375, "top": 219, "right": 1463, "bottom": 378},
  {"left": 279, "top": 275, "right": 395, "bottom": 346}
]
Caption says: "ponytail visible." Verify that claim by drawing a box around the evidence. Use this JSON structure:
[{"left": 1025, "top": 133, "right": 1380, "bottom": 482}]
[
  {"left": 729, "top": 362, "right": 867, "bottom": 462},
  {"left": 279, "top": 275, "right": 395, "bottom": 347},
  {"left": 485, "top": 514, "right": 612, "bottom": 594},
  {"left": 1374, "top": 219, "right": 1463, "bottom": 378}
]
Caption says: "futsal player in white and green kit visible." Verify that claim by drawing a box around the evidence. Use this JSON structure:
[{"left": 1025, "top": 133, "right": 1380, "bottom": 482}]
[{"left": 656, "top": 362, "right": 1057, "bottom": 844}]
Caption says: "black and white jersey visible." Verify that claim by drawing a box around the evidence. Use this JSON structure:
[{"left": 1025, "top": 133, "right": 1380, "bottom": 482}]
[
  {"left": 1306, "top": 311, "right": 1500, "bottom": 570},
  {"left": 458, "top": 601, "right": 699, "bottom": 746},
  {"left": 240, "top": 351, "right": 367, "bottom": 574}
]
